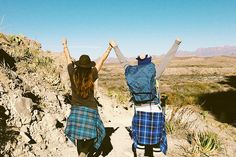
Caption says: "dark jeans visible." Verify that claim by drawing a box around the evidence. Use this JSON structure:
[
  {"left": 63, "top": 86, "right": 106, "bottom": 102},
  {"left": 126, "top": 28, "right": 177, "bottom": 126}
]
[
  {"left": 133, "top": 144, "right": 157, "bottom": 157},
  {"left": 144, "top": 145, "right": 154, "bottom": 157},
  {"left": 77, "top": 139, "right": 94, "bottom": 155}
]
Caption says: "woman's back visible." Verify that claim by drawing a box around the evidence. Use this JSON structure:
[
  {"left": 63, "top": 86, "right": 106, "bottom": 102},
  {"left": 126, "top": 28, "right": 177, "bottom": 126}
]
[{"left": 67, "top": 63, "right": 99, "bottom": 110}]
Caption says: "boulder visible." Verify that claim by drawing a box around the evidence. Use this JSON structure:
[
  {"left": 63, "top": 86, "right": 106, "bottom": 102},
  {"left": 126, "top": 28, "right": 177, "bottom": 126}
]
[
  {"left": 46, "top": 92, "right": 57, "bottom": 102},
  {"left": 14, "top": 97, "right": 34, "bottom": 124},
  {"left": 34, "top": 134, "right": 43, "bottom": 143},
  {"left": 41, "top": 114, "right": 57, "bottom": 130}
]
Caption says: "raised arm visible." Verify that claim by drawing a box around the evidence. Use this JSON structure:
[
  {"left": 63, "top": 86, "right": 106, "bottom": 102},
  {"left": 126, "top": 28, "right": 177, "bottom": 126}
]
[
  {"left": 62, "top": 39, "right": 72, "bottom": 65},
  {"left": 109, "top": 40, "right": 129, "bottom": 69},
  {"left": 95, "top": 43, "right": 112, "bottom": 72},
  {"left": 156, "top": 38, "right": 182, "bottom": 79}
]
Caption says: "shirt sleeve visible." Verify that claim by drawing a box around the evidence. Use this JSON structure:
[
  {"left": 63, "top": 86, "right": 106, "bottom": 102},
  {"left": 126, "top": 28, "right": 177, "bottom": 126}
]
[
  {"left": 113, "top": 46, "right": 129, "bottom": 69},
  {"left": 156, "top": 40, "right": 181, "bottom": 79}
]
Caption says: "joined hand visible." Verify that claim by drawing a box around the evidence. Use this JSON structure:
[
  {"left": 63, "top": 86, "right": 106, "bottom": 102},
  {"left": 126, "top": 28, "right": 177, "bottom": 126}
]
[
  {"left": 62, "top": 38, "right": 67, "bottom": 47},
  {"left": 109, "top": 40, "right": 118, "bottom": 48},
  {"left": 175, "top": 37, "right": 182, "bottom": 45}
]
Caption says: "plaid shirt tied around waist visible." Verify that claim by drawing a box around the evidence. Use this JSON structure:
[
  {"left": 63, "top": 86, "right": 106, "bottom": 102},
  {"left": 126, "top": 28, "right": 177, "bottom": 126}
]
[
  {"left": 132, "top": 109, "right": 167, "bottom": 155},
  {"left": 65, "top": 106, "right": 105, "bottom": 150}
]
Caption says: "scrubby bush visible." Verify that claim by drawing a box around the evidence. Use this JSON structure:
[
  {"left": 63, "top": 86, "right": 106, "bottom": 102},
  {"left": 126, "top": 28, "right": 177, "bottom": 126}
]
[{"left": 185, "top": 131, "right": 221, "bottom": 156}]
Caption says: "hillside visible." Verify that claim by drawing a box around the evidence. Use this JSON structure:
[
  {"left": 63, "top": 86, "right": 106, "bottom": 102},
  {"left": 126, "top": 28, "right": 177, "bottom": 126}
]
[{"left": 0, "top": 33, "right": 236, "bottom": 157}]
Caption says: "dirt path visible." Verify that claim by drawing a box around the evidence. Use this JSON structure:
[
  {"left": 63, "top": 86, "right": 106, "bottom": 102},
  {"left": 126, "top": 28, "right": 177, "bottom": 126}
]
[
  {"left": 95, "top": 89, "right": 166, "bottom": 157},
  {"left": 97, "top": 89, "right": 134, "bottom": 157},
  {"left": 60, "top": 89, "right": 134, "bottom": 157},
  {"left": 60, "top": 88, "right": 236, "bottom": 157}
]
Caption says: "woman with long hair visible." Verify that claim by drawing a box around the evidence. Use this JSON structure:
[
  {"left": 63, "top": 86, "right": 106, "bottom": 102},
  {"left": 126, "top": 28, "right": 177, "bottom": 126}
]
[{"left": 62, "top": 39, "right": 112, "bottom": 157}]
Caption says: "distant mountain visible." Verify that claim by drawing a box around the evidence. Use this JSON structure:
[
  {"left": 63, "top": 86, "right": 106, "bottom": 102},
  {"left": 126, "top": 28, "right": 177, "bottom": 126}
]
[
  {"left": 177, "top": 46, "right": 236, "bottom": 57},
  {"left": 104, "top": 46, "right": 236, "bottom": 63}
]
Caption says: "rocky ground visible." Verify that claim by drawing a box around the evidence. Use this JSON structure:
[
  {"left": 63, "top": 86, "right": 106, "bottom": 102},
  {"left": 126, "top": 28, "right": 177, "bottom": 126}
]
[{"left": 0, "top": 33, "right": 236, "bottom": 157}]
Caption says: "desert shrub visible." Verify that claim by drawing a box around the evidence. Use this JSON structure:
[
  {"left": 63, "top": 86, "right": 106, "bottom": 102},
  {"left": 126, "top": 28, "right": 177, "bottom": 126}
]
[
  {"left": 200, "top": 111, "right": 209, "bottom": 120},
  {"left": 17, "top": 55, "right": 55, "bottom": 74},
  {"left": 164, "top": 82, "right": 221, "bottom": 106},
  {"left": 9, "top": 35, "right": 23, "bottom": 45},
  {"left": 196, "top": 132, "right": 221, "bottom": 153},
  {"left": 99, "top": 70, "right": 130, "bottom": 104},
  {"left": 107, "top": 86, "right": 130, "bottom": 104},
  {"left": 34, "top": 56, "right": 53, "bottom": 66},
  {"left": 3, "top": 34, "right": 42, "bottom": 60},
  {"left": 184, "top": 131, "right": 221, "bottom": 156}
]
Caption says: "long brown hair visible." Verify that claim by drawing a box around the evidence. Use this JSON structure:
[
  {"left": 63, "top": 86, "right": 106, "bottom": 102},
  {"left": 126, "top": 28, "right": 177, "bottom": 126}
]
[{"left": 72, "top": 66, "right": 94, "bottom": 98}]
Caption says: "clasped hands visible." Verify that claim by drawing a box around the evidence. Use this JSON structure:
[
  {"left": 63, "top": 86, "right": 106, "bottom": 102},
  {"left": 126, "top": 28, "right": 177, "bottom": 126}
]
[
  {"left": 62, "top": 37, "right": 182, "bottom": 51},
  {"left": 62, "top": 38, "right": 118, "bottom": 49},
  {"left": 109, "top": 37, "right": 182, "bottom": 48}
]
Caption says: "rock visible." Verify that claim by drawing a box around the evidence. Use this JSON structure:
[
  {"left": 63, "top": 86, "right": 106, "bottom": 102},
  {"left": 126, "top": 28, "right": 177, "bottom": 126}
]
[
  {"left": 20, "top": 125, "right": 29, "bottom": 133},
  {"left": 5, "top": 109, "right": 10, "bottom": 116},
  {"left": 20, "top": 131, "right": 31, "bottom": 143},
  {"left": 35, "top": 134, "right": 43, "bottom": 143},
  {"left": 27, "top": 152, "right": 36, "bottom": 157},
  {"left": 15, "top": 119, "right": 22, "bottom": 128},
  {"left": 14, "top": 97, "right": 34, "bottom": 124},
  {"left": 12, "top": 146, "right": 24, "bottom": 157},
  {"left": 57, "top": 94, "right": 65, "bottom": 102},
  {"left": 0, "top": 84, "right": 4, "bottom": 94},
  {"left": 4, "top": 154, "right": 10, "bottom": 157},
  {"left": 41, "top": 114, "right": 57, "bottom": 130},
  {"left": 32, "top": 110, "right": 42, "bottom": 122},
  {"left": 25, "top": 144, "right": 32, "bottom": 151},
  {"left": 31, "top": 86, "right": 41, "bottom": 96},
  {"left": 46, "top": 92, "right": 57, "bottom": 102},
  {"left": 54, "top": 113, "right": 65, "bottom": 122},
  {"left": 4, "top": 142, "right": 12, "bottom": 151},
  {"left": 46, "top": 129, "right": 65, "bottom": 144},
  {"left": 40, "top": 143, "right": 47, "bottom": 150},
  {"left": 36, "top": 114, "right": 42, "bottom": 122},
  {"left": 29, "top": 121, "right": 42, "bottom": 135},
  {"left": 32, "top": 110, "right": 41, "bottom": 121},
  {"left": 59, "top": 135, "right": 66, "bottom": 143},
  {"left": 15, "top": 89, "right": 24, "bottom": 96}
]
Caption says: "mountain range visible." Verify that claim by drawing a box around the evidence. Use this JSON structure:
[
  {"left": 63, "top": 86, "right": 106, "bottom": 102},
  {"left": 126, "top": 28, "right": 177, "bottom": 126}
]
[
  {"left": 104, "top": 45, "right": 236, "bottom": 63},
  {"left": 177, "top": 45, "right": 236, "bottom": 57}
]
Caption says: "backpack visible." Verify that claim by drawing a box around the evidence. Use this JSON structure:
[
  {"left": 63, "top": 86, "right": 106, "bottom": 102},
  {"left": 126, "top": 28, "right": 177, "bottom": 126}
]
[{"left": 125, "top": 62, "right": 157, "bottom": 103}]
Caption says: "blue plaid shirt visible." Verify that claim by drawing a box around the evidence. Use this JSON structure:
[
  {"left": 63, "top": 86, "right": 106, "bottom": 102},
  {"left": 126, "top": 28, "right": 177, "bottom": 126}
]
[
  {"left": 65, "top": 106, "right": 105, "bottom": 149},
  {"left": 132, "top": 110, "right": 167, "bottom": 155}
]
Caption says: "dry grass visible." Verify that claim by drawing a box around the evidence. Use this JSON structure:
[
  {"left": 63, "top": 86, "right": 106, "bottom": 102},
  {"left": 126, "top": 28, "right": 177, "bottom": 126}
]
[
  {"left": 165, "top": 119, "right": 186, "bottom": 135},
  {"left": 161, "top": 78, "right": 222, "bottom": 107},
  {"left": 99, "top": 56, "right": 236, "bottom": 106}
]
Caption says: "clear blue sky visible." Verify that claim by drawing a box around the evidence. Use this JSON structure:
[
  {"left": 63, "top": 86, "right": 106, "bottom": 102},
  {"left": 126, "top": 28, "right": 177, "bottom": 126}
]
[{"left": 0, "top": 0, "right": 236, "bottom": 59}]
